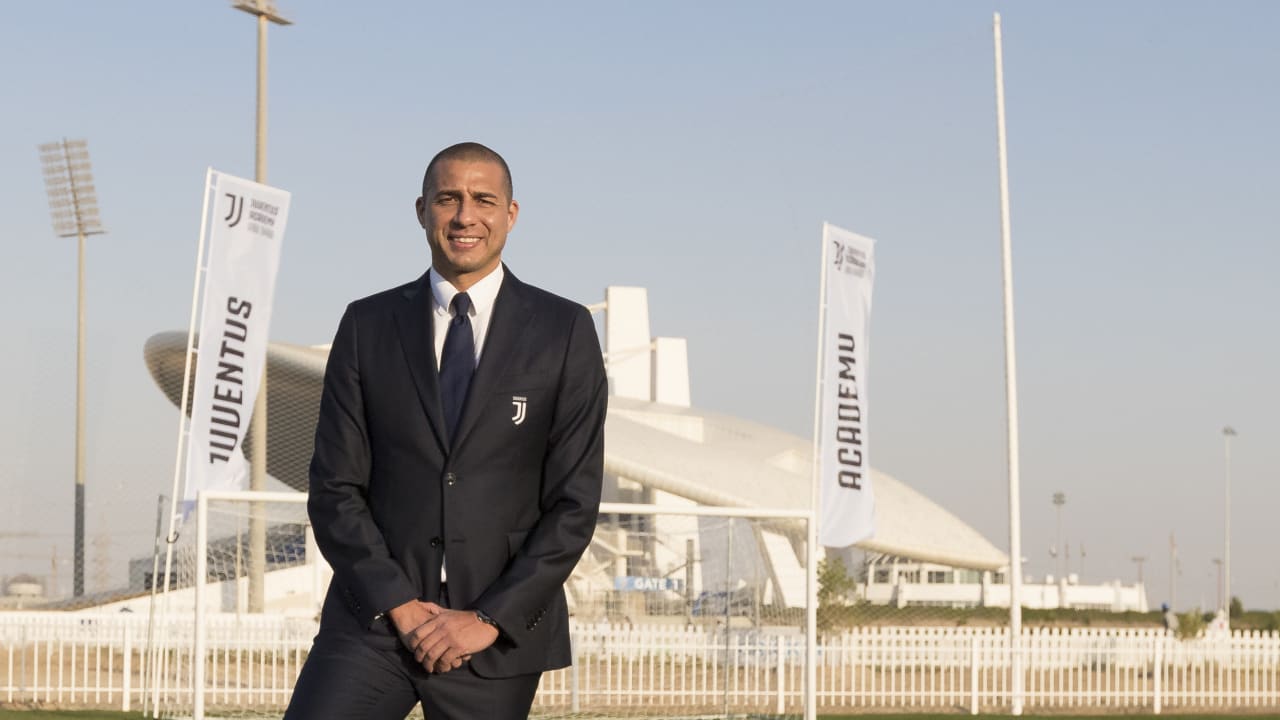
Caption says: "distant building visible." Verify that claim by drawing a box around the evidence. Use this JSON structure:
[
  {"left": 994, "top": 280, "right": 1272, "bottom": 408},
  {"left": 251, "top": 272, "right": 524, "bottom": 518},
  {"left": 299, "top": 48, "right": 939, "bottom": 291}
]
[
  {"left": 859, "top": 555, "right": 1148, "bottom": 612},
  {"left": 1, "top": 573, "right": 47, "bottom": 609}
]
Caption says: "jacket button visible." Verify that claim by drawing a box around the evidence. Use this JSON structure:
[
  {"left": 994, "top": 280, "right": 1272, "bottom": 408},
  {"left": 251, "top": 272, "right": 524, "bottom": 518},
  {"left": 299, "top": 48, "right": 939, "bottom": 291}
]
[
  {"left": 445, "top": 472, "right": 457, "bottom": 486},
  {"left": 429, "top": 537, "right": 442, "bottom": 548}
]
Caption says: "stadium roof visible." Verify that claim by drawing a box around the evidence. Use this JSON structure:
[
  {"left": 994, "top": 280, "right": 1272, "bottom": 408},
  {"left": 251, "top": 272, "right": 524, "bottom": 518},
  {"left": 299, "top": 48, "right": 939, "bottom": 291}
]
[
  {"left": 145, "top": 332, "right": 1008, "bottom": 572},
  {"left": 604, "top": 397, "right": 1007, "bottom": 570}
]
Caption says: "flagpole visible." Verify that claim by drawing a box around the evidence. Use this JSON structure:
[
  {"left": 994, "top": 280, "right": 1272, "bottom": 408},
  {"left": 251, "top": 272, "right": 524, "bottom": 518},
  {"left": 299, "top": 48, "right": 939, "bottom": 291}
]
[
  {"left": 148, "top": 167, "right": 213, "bottom": 715},
  {"left": 993, "top": 13, "right": 1025, "bottom": 715},
  {"left": 164, "top": 169, "right": 214, "bottom": 552},
  {"left": 805, "top": 224, "right": 830, "bottom": 720}
]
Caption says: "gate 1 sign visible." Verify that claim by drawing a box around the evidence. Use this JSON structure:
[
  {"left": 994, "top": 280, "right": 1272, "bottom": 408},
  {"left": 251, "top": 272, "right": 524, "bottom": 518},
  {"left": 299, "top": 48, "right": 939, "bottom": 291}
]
[{"left": 614, "top": 576, "right": 685, "bottom": 592}]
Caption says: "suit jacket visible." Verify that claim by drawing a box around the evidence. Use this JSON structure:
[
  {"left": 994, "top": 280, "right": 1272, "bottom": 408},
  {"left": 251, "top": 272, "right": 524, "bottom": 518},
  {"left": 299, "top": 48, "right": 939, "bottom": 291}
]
[{"left": 308, "top": 265, "right": 607, "bottom": 678}]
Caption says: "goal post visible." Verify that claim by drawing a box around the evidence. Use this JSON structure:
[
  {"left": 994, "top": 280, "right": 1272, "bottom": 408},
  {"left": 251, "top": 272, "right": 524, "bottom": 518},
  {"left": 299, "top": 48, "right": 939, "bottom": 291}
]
[
  {"left": 541, "top": 502, "right": 817, "bottom": 720},
  {"left": 193, "top": 490, "right": 312, "bottom": 719},
  {"left": 165, "top": 490, "right": 315, "bottom": 720}
]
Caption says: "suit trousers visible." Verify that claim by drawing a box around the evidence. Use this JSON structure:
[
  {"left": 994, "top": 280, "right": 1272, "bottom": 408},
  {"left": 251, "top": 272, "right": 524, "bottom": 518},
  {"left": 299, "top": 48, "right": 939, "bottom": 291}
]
[{"left": 284, "top": 587, "right": 541, "bottom": 720}]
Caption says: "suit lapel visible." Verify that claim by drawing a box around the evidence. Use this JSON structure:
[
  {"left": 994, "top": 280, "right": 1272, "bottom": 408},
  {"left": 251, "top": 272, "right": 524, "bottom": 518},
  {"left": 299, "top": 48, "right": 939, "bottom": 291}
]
[
  {"left": 393, "top": 273, "right": 449, "bottom": 455},
  {"left": 450, "top": 269, "right": 535, "bottom": 452}
]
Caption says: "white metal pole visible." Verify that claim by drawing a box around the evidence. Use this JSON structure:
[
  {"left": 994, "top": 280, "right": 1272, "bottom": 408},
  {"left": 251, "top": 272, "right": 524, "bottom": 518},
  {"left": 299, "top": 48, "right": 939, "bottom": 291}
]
[
  {"left": 248, "top": 6, "right": 270, "bottom": 616},
  {"left": 255, "top": 12, "right": 268, "bottom": 185},
  {"left": 162, "top": 168, "right": 214, "bottom": 525},
  {"left": 1153, "top": 635, "right": 1164, "bottom": 714},
  {"left": 149, "top": 168, "right": 213, "bottom": 717},
  {"left": 122, "top": 627, "right": 132, "bottom": 712},
  {"left": 993, "top": 13, "right": 1025, "bottom": 715},
  {"left": 159, "top": 169, "right": 214, "bottom": 581},
  {"left": 597, "top": 503, "right": 811, "bottom": 519},
  {"left": 193, "top": 491, "right": 209, "bottom": 720},
  {"left": 804, "top": 224, "right": 831, "bottom": 720},
  {"left": 1223, "top": 426, "right": 1235, "bottom": 628},
  {"left": 140, "top": 494, "right": 164, "bottom": 716}
]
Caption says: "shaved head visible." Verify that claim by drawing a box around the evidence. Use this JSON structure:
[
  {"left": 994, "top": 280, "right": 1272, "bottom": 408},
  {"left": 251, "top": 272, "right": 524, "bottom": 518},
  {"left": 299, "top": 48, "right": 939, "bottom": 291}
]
[{"left": 422, "top": 142, "right": 513, "bottom": 201}]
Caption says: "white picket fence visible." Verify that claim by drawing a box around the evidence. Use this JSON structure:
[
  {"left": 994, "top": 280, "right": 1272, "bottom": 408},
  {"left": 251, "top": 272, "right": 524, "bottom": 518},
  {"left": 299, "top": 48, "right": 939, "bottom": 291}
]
[
  {"left": 2, "top": 613, "right": 1278, "bottom": 715},
  {"left": 0, "top": 612, "right": 315, "bottom": 714}
]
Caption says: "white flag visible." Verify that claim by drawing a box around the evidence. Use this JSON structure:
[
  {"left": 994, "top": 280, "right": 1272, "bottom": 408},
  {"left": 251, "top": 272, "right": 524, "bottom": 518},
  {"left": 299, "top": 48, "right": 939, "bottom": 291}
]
[
  {"left": 184, "top": 171, "right": 291, "bottom": 501},
  {"left": 818, "top": 223, "right": 875, "bottom": 548}
]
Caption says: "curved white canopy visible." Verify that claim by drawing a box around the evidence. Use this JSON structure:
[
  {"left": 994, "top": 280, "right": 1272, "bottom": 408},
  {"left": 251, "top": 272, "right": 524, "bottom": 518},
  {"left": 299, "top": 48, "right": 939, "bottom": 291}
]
[
  {"left": 145, "top": 333, "right": 1007, "bottom": 571},
  {"left": 605, "top": 397, "right": 1007, "bottom": 570}
]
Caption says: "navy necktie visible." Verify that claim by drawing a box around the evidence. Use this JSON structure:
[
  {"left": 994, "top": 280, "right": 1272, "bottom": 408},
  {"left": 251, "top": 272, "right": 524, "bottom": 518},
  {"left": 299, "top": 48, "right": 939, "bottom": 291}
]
[{"left": 439, "top": 292, "right": 474, "bottom": 442}]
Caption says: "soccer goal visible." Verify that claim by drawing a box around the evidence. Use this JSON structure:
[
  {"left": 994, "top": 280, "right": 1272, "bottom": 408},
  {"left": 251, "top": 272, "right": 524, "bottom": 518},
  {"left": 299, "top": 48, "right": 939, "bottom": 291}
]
[
  {"left": 148, "top": 490, "right": 317, "bottom": 720},
  {"left": 532, "top": 502, "right": 817, "bottom": 720},
  {"left": 159, "top": 492, "right": 817, "bottom": 720}
]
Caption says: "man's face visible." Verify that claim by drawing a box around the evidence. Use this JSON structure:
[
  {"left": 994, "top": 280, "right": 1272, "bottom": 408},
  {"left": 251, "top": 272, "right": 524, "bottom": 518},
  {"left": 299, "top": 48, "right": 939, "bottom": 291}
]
[{"left": 415, "top": 158, "right": 519, "bottom": 289}]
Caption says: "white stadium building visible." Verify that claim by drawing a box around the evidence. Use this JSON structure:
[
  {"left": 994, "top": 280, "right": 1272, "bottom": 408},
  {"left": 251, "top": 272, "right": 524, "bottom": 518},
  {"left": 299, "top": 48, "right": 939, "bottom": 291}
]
[{"left": 127, "top": 286, "right": 1146, "bottom": 619}]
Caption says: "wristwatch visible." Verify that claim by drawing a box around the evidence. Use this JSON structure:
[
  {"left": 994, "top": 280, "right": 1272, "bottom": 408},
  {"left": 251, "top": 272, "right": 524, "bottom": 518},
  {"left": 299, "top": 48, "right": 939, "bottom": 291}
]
[{"left": 474, "top": 609, "right": 501, "bottom": 631}]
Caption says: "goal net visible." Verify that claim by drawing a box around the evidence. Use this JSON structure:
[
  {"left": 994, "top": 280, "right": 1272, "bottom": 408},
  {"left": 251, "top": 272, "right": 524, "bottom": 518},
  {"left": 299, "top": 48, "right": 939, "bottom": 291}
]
[
  {"left": 148, "top": 491, "right": 316, "bottom": 719},
  {"left": 533, "top": 501, "right": 815, "bottom": 720}
]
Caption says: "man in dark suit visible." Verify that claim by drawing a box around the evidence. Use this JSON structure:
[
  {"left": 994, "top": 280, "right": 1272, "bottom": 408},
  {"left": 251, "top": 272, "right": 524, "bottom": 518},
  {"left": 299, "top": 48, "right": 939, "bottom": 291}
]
[{"left": 284, "top": 142, "right": 607, "bottom": 719}]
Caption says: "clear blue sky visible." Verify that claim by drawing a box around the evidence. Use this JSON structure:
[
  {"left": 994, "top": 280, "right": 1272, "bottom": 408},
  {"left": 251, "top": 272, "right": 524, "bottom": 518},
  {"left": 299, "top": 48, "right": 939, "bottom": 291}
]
[{"left": 1, "top": 1, "right": 1276, "bottom": 610}]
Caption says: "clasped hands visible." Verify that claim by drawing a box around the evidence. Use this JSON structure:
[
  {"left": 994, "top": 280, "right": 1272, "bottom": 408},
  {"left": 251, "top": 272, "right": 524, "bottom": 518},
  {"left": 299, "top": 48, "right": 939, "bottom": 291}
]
[{"left": 389, "top": 599, "right": 499, "bottom": 674}]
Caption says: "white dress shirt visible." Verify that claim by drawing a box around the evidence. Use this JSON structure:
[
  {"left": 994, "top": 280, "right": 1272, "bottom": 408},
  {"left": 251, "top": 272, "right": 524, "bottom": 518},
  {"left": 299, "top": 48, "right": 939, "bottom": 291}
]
[{"left": 428, "top": 263, "right": 504, "bottom": 369}]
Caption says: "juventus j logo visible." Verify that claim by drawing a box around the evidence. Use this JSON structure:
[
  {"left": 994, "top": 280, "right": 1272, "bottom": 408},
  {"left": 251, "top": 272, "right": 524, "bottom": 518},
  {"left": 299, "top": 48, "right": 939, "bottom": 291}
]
[
  {"left": 224, "top": 193, "right": 244, "bottom": 228},
  {"left": 511, "top": 396, "right": 527, "bottom": 426}
]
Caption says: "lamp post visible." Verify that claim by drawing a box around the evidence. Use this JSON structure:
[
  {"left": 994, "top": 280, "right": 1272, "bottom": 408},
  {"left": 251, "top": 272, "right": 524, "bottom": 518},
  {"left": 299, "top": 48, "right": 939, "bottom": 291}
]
[
  {"left": 1132, "top": 555, "right": 1146, "bottom": 586},
  {"left": 1212, "top": 558, "right": 1223, "bottom": 612},
  {"left": 38, "top": 138, "right": 106, "bottom": 598},
  {"left": 232, "top": 0, "right": 291, "bottom": 614},
  {"left": 1222, "top": 425, "right": 1236, "bottom": 626},
  {"left": 1052, "top": 492, "right": 1066, "bottom": 581}
]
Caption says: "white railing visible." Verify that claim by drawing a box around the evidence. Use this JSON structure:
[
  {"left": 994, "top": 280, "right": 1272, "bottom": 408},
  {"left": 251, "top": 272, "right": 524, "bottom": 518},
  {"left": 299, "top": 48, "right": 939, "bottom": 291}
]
[
  {"left": 0, "top": 611, "right": 315, "bottom": 715},
  {"left": 1, "top": 613, "right": 145, "bottom": 709},
  {"left": 2, "top": 613, "right": 1278, "bottom": 715}
]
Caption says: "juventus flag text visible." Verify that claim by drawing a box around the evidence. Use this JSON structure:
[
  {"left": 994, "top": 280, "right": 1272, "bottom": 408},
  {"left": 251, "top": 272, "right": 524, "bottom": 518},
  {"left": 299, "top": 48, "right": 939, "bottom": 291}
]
[{"left": 184, "top": 171, "right": 291, "bottom": 501}]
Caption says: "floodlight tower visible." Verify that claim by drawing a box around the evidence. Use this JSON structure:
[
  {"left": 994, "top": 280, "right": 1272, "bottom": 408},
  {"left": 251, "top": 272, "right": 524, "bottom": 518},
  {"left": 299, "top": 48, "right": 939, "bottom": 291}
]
[
  {"left": 38, "top": 138, "right": 106, "bottom": 598},
  {"left": 233, "top": 0, "right": 291, "bottom": 184},
  {"left": 232, "top": 0, "right": 290, "bottom": 615}
]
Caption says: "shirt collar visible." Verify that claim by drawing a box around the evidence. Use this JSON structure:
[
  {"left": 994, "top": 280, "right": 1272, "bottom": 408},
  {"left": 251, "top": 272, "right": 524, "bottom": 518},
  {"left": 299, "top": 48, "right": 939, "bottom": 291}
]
[{"left": 428, "top": 263, "right": 505, "bottom": 317}]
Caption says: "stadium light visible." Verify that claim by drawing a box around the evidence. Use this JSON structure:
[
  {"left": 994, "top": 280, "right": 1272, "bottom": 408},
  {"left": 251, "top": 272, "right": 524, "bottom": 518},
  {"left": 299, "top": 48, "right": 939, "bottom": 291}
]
[
  {"left": 232, "top": 0, "right": 291, "bottom": 615},
  {"left": 38, "top": 138, "right": 107, "bottom": 598}
]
